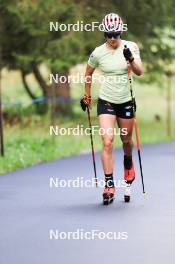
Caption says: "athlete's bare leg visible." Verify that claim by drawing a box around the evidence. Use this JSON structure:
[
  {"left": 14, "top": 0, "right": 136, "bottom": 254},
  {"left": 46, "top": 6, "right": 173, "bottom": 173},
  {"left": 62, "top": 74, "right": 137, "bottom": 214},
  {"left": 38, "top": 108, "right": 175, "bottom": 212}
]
[
  {"left": 98, "top": 114, "right": 116, "bottom": 174},
  {"left": 117, "top": 117, "right": 134, "bottom": 156}
]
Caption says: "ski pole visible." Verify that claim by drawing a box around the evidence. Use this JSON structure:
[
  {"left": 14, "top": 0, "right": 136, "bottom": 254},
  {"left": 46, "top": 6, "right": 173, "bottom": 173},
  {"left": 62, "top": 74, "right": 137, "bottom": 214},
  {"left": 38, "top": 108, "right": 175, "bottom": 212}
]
[
  {"left": 87, "top": 106, "right": 98, "bottom": 187},
  {"left": 134, "top": 118, "right": 145, "bottom": 194},
  {"left": 124, "top": 45, "right": 146, "bottom": 194}
]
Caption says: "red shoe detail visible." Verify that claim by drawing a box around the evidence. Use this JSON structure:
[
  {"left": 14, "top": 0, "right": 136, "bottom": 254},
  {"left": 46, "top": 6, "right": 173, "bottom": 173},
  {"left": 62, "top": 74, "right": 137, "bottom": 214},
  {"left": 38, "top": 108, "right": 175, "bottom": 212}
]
[
  {"left": 103, "top": 186, "right": 116, "bottom": 195},
  {"left": 124, "top": 162, "right": 135, "bottom": 182}
]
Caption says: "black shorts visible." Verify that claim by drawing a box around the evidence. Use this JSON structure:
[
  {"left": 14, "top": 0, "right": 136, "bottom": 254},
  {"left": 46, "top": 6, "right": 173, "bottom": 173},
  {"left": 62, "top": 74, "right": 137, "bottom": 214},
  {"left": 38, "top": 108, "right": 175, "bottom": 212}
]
[{"left": 97, "top": 98, "right": 134, "bottom": 119}]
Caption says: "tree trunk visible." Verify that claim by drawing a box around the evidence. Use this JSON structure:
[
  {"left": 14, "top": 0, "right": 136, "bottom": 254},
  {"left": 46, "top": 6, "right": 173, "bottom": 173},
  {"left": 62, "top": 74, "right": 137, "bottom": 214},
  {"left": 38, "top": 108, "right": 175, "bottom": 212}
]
[
  {"left": 33, "top": 65, "right": 49, "bottom": 96},
  {"left": 33, "top": 66, "right": 72, "bottom": 115},
  {"left": 0, "top": 69, "right": 4, "bottom": 156},
  {"left": 166, "top": 75, "right": 172, "bottom": 137},
  {"left": 21, "top": 71, "right": 37, "bottom": 100},
  {"left": 50, "top": 70, "right": 72, "bottom": 114}
]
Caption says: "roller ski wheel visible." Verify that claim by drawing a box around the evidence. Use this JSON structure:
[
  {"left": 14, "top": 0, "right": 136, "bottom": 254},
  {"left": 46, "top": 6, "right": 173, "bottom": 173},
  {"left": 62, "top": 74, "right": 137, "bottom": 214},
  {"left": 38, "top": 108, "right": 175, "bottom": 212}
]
[
  {"left": 124, "top": 195, "right": 130, "bottom": 203},
  {"left": 124, "top": 183, "right": 131, "bottom": 203},
  {"left": 103, "top": 187, "right": 115, "bottom": 205}
]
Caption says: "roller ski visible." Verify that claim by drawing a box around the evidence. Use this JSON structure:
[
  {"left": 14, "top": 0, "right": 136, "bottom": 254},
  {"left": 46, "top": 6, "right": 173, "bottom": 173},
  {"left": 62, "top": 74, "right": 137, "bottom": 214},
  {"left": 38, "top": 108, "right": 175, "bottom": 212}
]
[
  {"left": 124, "top": 155, "right": 135, "bottom": 203},
  {"left": 124, "top": 183, "right": 131, "bottom": 203},
  {"left": 103, "top": 186, "right": 115, "bottom": 205}
]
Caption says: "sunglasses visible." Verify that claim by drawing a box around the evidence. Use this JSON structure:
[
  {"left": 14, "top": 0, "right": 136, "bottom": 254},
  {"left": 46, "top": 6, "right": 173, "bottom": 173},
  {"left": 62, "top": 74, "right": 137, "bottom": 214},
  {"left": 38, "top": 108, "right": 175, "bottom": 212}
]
[{"left": 104, "top": 32, "right": 121, "bottom": 39}]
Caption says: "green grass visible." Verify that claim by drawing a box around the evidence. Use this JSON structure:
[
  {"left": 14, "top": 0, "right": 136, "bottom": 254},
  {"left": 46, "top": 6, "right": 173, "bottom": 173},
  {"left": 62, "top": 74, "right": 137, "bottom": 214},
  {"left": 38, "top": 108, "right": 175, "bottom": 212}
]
[
  {"left": 0, "top": 106, "right": 175, "bottom": 173},
  {"left": 0, "top": 68, "right": 175, "bottom": 173}
]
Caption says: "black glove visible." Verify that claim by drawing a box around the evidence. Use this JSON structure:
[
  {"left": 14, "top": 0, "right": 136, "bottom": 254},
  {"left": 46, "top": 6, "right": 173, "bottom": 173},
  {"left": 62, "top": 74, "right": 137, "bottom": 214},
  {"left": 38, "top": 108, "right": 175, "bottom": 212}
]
[
  {"left": 123, "top": 45, "right": 134, "bottom": 63},
  {"left": 80, "top": 95, "right": 91, "bottom": 111}
]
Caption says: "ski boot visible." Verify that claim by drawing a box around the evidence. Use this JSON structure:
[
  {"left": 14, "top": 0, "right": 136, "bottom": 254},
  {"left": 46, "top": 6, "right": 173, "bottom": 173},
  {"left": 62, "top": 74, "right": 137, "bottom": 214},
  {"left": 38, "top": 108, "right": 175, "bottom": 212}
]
[
  {"left": 103, "top": 186, "right": 115, "bottom": 205},
  {"left": 124, "top": 160, "right": 135, "bottom": 203}
]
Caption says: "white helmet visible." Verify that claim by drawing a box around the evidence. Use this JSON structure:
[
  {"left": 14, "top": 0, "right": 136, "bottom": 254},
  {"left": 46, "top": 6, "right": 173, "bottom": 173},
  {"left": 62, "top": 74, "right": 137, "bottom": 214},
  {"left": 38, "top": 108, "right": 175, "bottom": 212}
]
[{"left": 101, "top": 13, "right": 123, "bottom": 32}]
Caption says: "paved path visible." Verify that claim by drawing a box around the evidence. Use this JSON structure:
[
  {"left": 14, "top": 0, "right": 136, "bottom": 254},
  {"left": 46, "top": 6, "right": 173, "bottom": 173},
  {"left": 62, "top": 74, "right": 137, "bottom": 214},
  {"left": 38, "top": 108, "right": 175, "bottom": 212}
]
[{"left": 0, "top": 142, "right": 175, "bottom": 264}]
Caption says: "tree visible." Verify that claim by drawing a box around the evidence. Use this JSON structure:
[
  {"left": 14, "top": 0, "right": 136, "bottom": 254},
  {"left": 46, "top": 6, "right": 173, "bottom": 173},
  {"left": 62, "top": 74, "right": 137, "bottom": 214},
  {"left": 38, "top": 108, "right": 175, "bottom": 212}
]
[
  {"left": 0, "top": 0, "right": 82, "bottom": 112},
  {"left": 0, "top": 0, "right": 175, "bottom": 113}
]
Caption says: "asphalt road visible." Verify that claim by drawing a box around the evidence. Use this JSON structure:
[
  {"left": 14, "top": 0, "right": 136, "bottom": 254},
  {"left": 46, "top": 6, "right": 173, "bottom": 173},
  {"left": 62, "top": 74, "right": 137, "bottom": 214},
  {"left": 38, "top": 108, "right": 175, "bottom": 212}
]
[{"left": 0, "top": 142, "right": 175, "bottom": 264}]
